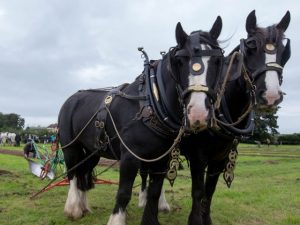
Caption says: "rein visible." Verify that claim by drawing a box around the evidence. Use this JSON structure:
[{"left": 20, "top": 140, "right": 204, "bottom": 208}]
[
  {"left": 60, "top": 88, "right": 147, "bottom": 150},
  {"left": 58, "top": 84, "right": 185, "bottom": 163},
  {"left": 211, "top": 51, "right": 256, "bottom": 135},
  {"left": 106, "top": 104, "right": 185, "bottom": 163},
  {"left": 214, "top": 51, "right": 241, "bottom": 109}
]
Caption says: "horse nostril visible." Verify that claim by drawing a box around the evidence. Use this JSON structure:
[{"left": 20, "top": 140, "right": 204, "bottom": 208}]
[
  {"left": 187, "top": 105, "right": 192, "bottom": 114},
  {"left": 279, "top": 91, "right": 286, "bottom": 96}
]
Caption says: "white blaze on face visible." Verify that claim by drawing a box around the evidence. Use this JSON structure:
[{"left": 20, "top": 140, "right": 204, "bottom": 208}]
[
  {"left": 187, "top": 44, "right": 210, "bottom": 127},
  {"left": 264, "top": 52, "right": 282, "bottom": 105}
]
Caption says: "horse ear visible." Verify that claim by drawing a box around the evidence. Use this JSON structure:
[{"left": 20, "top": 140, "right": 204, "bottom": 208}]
[
  {"left": 276, "top": 11, "right": 291, "bottom": 32},
  {"left": 246, "top": 10, "right": 257, "bottom": 34},
  {"left": 281, "top": 39, "right": 291, "bottom": 66},
  {"left": 209, "top": 16, "right": 222, "bottom": 40},
  {"left": 176, "top": 22, "right": 188, "bottom": 48}
]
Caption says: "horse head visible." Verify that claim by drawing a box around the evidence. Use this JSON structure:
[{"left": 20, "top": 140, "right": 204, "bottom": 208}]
[
  {"left": 172, "top": 17, "right": 224, "bottom": 131},
  {"left": 243, "top": 10, "right": 291, "bottom": 112}
]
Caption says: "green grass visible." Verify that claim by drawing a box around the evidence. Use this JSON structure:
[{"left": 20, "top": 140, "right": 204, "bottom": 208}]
[
  {"left": 0, "top": 145, "right": 300, "bottom": 225},
  {"left": 0, "top": 143, "right": 52, "bottom": 151}
]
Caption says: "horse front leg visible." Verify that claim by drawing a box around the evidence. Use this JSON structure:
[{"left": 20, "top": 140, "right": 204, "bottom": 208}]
[
  {"left": 141, "top": 171, "right": 165, "bottom": 225},
  {"left": 107, "top": 154, "right": 138, "bottom": 225},
  {"left": 188, "top": 160, "right": 206, "bottom": 225},
  {"left": 201, "top": 164, "right": 223, "bottom": 225}
]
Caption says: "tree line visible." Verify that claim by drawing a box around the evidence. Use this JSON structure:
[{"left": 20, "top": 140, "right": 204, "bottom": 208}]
[
  {"left": 0, "top": 111, "right": 299, "bottom": 144},
  {"left": 0, "top": 112, "right": 25, "bottom": 132},
  {"left": 0, "top": 112, "right": 54, "bottom": 138}
]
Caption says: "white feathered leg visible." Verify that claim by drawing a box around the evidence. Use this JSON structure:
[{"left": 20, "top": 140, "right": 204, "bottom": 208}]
[
  {"left": 138, "top": 187, "right": 147, "bottom": 208},
  {"left": 64, "top": 177, "right": 84, "bottom": 219},
  {"left": 107, "top": 209, "right": 126, "bottom": 225},
  {"left": 158, "top": 188, "right": 170, "bottom": 212},
  {"left": 78, "top": 189, "right": 91, "bottom": 214}
]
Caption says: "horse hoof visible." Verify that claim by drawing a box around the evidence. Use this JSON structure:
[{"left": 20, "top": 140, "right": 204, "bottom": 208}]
[
  {"left": 158, "top": 203, "right": 170, "bottom": 213},
  {"left": 202, "top": 215, "right": 212, "bottom": 225},
  {"left": 64, "top": 207, "right": 83, "bottom": 220},
  {"left": 107, "top": 210, "right": 126, "bottom": 225}
]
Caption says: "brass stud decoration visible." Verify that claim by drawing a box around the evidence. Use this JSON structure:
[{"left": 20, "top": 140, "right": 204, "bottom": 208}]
[
  {"left": 266, "top": 44, "right": 275, "bottom": 51},
  {"left": 95, "top": 120, "right": 105, "bottom": 128},
  {"left": 152, "top": 83, "right": 159, "bottom": 102},
  {"left": 192, "top": 63, "right": 202, "bottom": 72},
  {"left": 167, "top": 147, "right": 181, "bottom": 187},
  {"left": 104, "top": 95, "right": 113, "bottom": 105}
]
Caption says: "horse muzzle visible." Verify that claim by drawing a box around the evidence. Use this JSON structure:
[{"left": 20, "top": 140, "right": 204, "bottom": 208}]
[
  {"left": 256, "top": 90, "right": 284, "bottom": 112},
  {"left": 186, "top": 108, "right": 209, "bottom": 132}
]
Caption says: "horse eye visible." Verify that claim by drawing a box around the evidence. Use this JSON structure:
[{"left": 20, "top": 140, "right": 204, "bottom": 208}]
[
  {"left": 245, "top": 40, "right": 257, "bottom": 49},
  {"left": 175, "top": 56, "right": 186, "bottom": 65}
]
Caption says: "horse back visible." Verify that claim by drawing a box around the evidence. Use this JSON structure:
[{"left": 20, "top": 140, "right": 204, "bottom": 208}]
[{"left": 58, "top": 90, "right": 107, "bottom": 146}]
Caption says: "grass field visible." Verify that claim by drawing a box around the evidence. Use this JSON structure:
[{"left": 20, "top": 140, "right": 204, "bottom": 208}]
[{"left": 0, "top": 144, "right": 299, "bottom": 225}]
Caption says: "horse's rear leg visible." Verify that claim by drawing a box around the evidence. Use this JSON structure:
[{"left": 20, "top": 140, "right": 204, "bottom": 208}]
[
  {"left": 138, "top": 166, "right": 149, "bottom": 208},
  {"left": 64, "top": 177, "right": 89, "bottom": 219},
  {"left": 139, "top": 186, "right": 170, "bottom": 212},
  {"left": 158, "top": 186, "right": 170, "bottom": 212},
  {"left": 107, "top": 155, "right": 138, "bottom": 225},
  {"left": 63, "top": 147, "right": 98, "bottom": 219},
  {"left": 141, "top": 172, "right": 165, "bottom": 225},
  {"left": 138, "top": 169, "right": 170, "bottom": 212}
]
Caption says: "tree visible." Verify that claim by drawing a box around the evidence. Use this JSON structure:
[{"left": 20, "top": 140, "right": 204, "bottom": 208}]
[
  {"left": 0, "top": 112, "right": 25, "bottom": 131},
  {"left": 251, "top": 107, "right": 279, "bottom": 142}
]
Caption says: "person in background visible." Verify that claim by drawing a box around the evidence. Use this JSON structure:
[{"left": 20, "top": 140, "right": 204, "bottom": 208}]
[
  {"left": 15, "top": 134, "right": 21, "bottom": 147},
  {"left": 23, "top": 139, "right": 36, "bottom": 158},
  {"left": 50, "top": 134, "right": 56, "bottom": 144}
]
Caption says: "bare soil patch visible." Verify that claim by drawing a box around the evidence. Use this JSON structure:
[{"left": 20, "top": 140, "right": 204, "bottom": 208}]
[{"left": 0, "top": 148, "right": 119, "bottom": 168}]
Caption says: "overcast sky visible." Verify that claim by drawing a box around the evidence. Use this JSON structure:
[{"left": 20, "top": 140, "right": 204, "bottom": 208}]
[{"left": 0, "top": 0, "right": 299, "bottom": 134}]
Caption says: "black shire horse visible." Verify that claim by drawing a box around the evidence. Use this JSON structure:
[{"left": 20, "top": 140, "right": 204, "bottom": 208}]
[
  {"left": 139, "top": 10, "right": 291, "bottom": 225},
  {"left": 183, "top": 10, "right": 291, "bottom": 225},
  {"left": 58, "top": 18, "right": 224, "bottom": 225}
]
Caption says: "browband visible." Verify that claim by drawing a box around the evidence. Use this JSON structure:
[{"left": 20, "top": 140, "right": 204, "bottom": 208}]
[{"left": 175, "top": 48, "right": 223, "bottom": 57}]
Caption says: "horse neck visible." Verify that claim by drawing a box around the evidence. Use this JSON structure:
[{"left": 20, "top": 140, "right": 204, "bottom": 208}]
[{"left": 159, "top": 55, "right": 183, "bottom": 119}]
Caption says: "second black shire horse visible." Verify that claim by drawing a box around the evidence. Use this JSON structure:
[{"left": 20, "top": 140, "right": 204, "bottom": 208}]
[
  {"left": 184, "top": 12, "right": 290, "bottom": 225},
  {"left": 58, "top": 17, "right": 224, "bottom": 225},
  {"left": 139, "top": 10, "right": 291, "bottom": 225}
]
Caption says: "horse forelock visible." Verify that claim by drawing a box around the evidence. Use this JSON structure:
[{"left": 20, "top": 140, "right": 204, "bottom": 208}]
[
  {"left": 251, "top": 26, "right": 284, "bottom": 49},
  {"left": 190, "top": 30, "right": 220, "bottom": 49}
]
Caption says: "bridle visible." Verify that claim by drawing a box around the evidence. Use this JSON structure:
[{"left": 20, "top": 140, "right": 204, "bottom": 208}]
[
  {"left": 210, "top": 35, "right": 290, "bottom": 137},
  {"left": 172, "top": 34, "right": 224, "bottom": 103},
  {"left": 240, "top": 37, "right": 289, "bottom": 85},
  {"left": 165, "top": 35, "right": 224, "bottom": 129}
]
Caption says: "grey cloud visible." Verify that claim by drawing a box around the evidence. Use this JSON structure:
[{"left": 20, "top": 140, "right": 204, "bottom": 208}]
[{"left": 0, "top": 0, "right": 298, "bottom": 133}]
